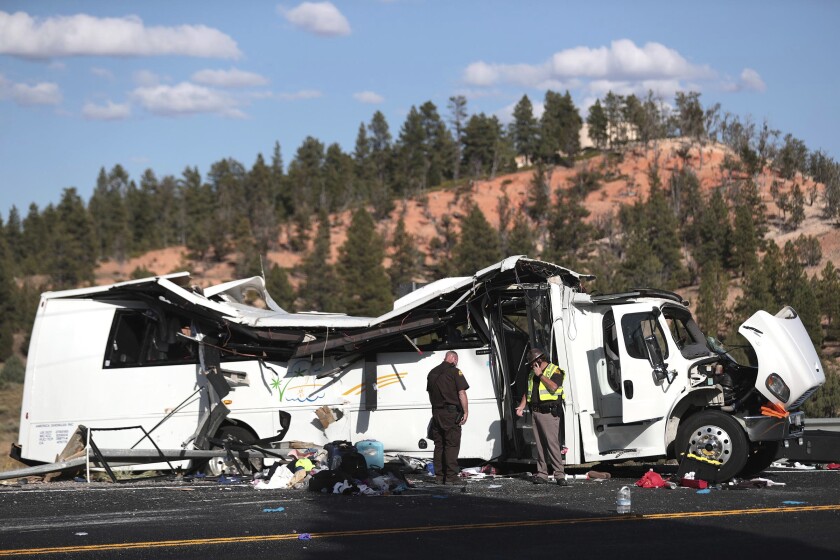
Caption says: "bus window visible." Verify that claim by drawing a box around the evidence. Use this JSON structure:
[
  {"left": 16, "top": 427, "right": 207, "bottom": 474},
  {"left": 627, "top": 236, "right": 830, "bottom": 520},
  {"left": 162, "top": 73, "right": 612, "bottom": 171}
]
[{"left": 104, "top": 310, "right": 197, "bottom": 368}]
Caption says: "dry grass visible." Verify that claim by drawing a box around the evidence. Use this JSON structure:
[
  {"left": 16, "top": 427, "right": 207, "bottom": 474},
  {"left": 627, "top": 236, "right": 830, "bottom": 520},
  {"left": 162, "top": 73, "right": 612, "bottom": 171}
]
[{"left": 0, "top": 383, "right": 23, "bottom": 473}]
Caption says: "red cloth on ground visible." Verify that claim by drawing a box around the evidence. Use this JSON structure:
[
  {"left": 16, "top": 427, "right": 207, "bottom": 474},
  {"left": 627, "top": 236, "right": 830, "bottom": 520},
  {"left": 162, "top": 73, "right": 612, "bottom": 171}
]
[{"left": 635, "top": 469, "right": 668, "bottom": 488}]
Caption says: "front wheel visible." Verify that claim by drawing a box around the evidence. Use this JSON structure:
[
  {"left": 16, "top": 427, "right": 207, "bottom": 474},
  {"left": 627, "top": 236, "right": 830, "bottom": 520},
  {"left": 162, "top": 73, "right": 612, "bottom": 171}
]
[{"left": 676, "top": 410, "right": 748, "bottom": 482}]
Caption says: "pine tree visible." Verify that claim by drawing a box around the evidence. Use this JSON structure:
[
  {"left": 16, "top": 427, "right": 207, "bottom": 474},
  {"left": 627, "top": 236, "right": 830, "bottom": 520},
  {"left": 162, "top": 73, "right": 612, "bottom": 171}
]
[
  {"left": 420, "top": 101, "right": 455, "bottom": 187},
  {"left": 266, "top": 263, "right": 296, "bottom": 312},
  {"left": 395, "top": 106, "right": 427, "bottom": 195},
  {"left": 4, "top": 206, "right": 23, "bottom": 276},
  {"left": 733, "top": 244, "right": 779, "bottom": 326},
  {"left": 136, "top": 169, "right": 163, "bottom": 250},
  {"left": 452, "top": 204, "right": 501, "bottom": 275},
  {"left": 323, "top": 143, "right": 355, "bottom": 211},
  {"left": 287, "top": 136, "right": 326, "bottom": 211},
  {"left": 50, "top": 188, "right": 96, "bottom": 289},
  {"left": 525, "top": 164, "right": 550, "bottom": 225},
  {"left": 694, "top": 188, "right": 732, "bottom": 270},
  {"left": 447, "top": 95, "right": 468, "bottom": 181},
  {"left": 673, "top": 91, "right": 705, "bottom": 141},
  {"left": 642, "top": 167, "right": 687, "bottom": 288},
  {"left": 208, "top": 158, "right": 246, "bottom": 258},
  {"left": 511, "top": 95, "right": 540, "bottom": 163},
  {"left": 88, "top": 166, "right": 131, "bottom": 260},
  {"left": 271, "top": 141, "right": 292, "bottom": 220},
  {"left": 125, "top": 177, "right": 153, "bottom": 253},
  {"left": 462, "top": 113, "right": 504, "bottom": 178},
  {"left": 779, "top": 241, "right": 822, "bottom": 347},
  {"left": 602, "top": 91, "right": 624, "bottom": 148},
  {"left": 389, "top": 215, "right": 424, "bottom": 296},
  {"left": 428, "top": 214, "right": 459, "bottom": 278},
  {"left": 539, "top": 90, "right": 582, "bottom": 165},
  {"left": 20, "top": 203, "right": 48, "bottom": 275},
  {"left": 0, "top": 218, "right": 15, "bottom": 360},
  {"left": 542, "top": 187, "right": 593, "bottom": 270},
  {"left": 232, "top": 216, "right": 262, "bottom": 278},
  {"left": 248, "top": 153, "right": 279, "bottom": 251},
  {"left": 785, "top": 183, "right": 806, "bottom": 231},
  {"left": 179, "top": 166, "right": 215, "bottom": 261},
  {"left": 299, "top": 210, "right": 340, "bottom": 312},
  {"left": 368, "top": 111, "right": 394, "bottom": 219},
  {"left": 729, "top": 203, "right": 758, "bottom": 276},
  {"left": 586, "top": 99, "right": 608, "bottom": 150},
  {"left": 817, "top": 261, "right": 840, "bottom": 336},
  {"left": 506, "top": 213, "right": 536, "bottom": 258},
  {"left": 353, "top": 122, "right": 373, "bottom": 202},
  {"left": 696, "top": 258, "right": 728, "bottom": 338},
  {"left": 337, "top": 208, "right": 392, "bottom": 317}
]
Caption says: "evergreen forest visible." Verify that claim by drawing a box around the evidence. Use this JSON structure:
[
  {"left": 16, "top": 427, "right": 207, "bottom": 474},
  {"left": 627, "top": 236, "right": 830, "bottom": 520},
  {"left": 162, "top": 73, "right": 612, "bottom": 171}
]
[{"left": 2, "top": 89, "right": 840, "bottom": 417}]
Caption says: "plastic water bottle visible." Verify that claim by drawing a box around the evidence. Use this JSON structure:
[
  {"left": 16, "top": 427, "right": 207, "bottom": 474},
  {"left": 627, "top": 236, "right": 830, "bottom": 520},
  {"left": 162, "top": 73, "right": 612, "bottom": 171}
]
[{"left": 616, "top": 486, "right": 631, "bottom": 514}]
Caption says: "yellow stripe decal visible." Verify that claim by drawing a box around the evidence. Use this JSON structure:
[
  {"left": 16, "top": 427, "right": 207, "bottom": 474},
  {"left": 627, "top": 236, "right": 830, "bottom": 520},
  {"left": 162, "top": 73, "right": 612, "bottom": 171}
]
[{"left": 342, "top": 372, "right": 409, "bottom": 396}]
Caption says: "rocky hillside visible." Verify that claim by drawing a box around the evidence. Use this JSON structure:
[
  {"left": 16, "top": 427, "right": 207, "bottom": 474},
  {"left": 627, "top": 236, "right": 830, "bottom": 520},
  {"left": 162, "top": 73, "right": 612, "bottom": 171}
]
[{"left": 95, "top": 138, "right": 839, "bottom": 292}]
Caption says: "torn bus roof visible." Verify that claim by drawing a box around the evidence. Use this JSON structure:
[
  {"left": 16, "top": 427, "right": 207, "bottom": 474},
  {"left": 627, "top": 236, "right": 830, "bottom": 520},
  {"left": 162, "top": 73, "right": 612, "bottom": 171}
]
[{"left": 40, "top": 256, "right": 590, "bottom": 362}]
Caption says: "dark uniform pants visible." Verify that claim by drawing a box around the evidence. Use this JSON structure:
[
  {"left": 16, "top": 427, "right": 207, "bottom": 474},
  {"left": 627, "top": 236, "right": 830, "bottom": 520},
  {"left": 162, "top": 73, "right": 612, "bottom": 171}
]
[{"left": 430, "top": 409, "right": 461, "bottom": 481}]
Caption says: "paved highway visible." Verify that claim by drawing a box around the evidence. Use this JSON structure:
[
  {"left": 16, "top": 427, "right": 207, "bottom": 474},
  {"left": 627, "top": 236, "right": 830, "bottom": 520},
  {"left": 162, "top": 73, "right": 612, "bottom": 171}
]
[{"left": 1, "top": 464, "right": 838, "bottom": 559}]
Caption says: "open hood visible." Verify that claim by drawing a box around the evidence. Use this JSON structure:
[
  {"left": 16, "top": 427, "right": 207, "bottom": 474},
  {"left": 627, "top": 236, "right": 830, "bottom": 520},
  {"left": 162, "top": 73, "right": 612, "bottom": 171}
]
[{"left": 738, "top": 306, "right": 825, "bottom": 409}]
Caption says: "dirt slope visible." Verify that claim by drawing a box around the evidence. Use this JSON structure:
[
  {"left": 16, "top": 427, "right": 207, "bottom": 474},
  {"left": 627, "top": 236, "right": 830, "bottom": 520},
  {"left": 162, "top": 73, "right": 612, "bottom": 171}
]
[{"left": 94, "top": 139, "right": 839, "bottom": 288}]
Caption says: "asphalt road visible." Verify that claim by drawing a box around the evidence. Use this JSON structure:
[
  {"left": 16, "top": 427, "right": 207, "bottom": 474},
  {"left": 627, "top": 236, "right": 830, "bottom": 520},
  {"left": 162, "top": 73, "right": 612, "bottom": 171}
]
[{"left": 1, "top": 463, "right": 838, "bottom": 559}]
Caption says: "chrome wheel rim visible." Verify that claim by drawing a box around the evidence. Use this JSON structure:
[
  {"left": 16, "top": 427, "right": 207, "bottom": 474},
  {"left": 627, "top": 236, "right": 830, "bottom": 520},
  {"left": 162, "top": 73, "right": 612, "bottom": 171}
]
[{"left": 687, "top": 424, "right": 732, "bottom": 464}]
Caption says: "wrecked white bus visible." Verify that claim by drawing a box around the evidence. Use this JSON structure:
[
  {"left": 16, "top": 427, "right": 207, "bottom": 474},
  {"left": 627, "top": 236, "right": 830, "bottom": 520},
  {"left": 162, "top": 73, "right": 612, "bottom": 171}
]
[{"left": 13, "top": 256, "right": 825, "bottom": 481}]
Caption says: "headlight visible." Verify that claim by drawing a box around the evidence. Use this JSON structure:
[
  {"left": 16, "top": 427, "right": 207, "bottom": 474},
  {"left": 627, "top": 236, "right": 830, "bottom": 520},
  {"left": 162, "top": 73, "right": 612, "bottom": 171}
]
[{"left": 766, "top": 373, "right": 790, "bottom": 402}]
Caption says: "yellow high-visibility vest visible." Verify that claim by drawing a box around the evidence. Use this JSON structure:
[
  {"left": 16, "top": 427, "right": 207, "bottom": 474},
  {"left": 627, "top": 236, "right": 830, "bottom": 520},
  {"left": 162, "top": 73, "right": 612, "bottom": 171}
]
[{"left": 527, "top": 363, "right": 565, "bottom": 402}]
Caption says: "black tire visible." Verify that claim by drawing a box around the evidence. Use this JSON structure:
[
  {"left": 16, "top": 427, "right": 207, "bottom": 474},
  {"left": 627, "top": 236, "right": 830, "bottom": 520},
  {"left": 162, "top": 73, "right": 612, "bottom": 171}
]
[
  {"left": 204, "top": 425, "right": 263, "bottom": 476},
  {"left": 741, "top": 441, "right": 781, "bottom": 477},
  {"left": 676, "top": 410, "right": 748, "bottom": 482}
]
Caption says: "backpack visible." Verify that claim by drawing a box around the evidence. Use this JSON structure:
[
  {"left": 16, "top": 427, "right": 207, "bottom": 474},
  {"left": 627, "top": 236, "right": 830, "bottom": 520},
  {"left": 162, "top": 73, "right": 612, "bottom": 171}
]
[
  {"left": 337, "top": 451, "right": 369, "bottom": 481},
  {"left": 308, "top": 469, "right": 348, "bottom": 493}
]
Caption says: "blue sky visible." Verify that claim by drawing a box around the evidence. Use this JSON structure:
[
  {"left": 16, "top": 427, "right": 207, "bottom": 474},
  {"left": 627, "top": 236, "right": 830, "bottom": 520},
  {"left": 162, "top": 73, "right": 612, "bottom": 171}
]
[{"left": 1, "top": 1, "right": 838, "bottom": 219}]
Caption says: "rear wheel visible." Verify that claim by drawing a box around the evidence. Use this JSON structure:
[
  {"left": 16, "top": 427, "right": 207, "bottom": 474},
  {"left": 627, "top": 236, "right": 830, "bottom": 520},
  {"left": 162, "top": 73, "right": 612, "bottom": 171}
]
[
  {"left": 204, "top": 425, "right": 263, "bottom": 477},
  {"left": 676, "top": 411, "right": 748, "bottom": 482}
]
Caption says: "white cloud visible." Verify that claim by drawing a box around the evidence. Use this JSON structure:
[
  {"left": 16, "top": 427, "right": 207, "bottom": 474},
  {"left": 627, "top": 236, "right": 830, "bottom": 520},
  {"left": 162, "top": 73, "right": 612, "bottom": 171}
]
[
  {"left": 464, "top": 39, "right": 714, "bottom": 88},
  {"left": 353, "top": 91, "right": 384, "bottom": 104},
  {"left": 276, "top": 89, "right": 323, "bottom": 101},
  {"left": 90, "top": 67, "right": 114, "bottom": 80},
  {"left": 192, "top": 68, "right": 269, "bottom": 88},
  {"left": 280, "top": 2, "right": 351, "bottom": 37},
  {"left": 740, "top": 68, "right": 766, "bottom": 92},
  {"left": 133, "top": 69, "right": 162, "bottom": 87},
  {"left": 0, "top": 11, "right": 241, "bottom": 59},
  {"left": 463, "top": 61, "right": 499, "bottom": 87},
  {"left": 0, "top": 74, "right": 62, "bottom": 106},
  {"left": 130, "top": 82, "right": 244, "bottom": 117},
  {"left": 82, "top": 100, "right": 131, "bottom": 120}
]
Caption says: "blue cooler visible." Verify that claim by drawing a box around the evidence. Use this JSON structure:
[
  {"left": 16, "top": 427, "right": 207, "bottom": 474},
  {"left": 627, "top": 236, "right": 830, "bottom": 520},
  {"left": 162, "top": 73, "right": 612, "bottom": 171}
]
[{"left": 355, "top": 440, "right": 385, "bottom": 469}]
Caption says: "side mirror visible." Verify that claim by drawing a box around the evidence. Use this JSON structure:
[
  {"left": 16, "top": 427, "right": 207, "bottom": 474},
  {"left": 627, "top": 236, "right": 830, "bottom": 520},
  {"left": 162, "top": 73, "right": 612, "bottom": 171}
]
[{"left": 644, "top": 334, "right": 669, "bottom": 382}]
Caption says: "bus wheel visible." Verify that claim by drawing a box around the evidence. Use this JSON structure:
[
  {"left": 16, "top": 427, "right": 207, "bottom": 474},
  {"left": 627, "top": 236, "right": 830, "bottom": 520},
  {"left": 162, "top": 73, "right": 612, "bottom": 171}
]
[
  {"left": 204, "top": 425, "right": 263, "bottom": 477},
  {"left": 676, "top": 411, "right": 748, "bottom": 482}
]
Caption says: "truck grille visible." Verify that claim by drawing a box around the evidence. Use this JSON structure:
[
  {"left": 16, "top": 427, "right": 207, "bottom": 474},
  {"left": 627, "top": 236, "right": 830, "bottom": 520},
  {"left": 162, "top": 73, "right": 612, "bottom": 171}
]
[{"left": 789, "top": 386, "right": 819, "bottom": 410}]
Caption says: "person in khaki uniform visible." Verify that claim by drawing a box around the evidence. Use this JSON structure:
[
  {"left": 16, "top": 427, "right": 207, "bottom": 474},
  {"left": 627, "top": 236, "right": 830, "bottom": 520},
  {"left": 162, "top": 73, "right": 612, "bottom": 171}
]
[
  {"left": 427, "top": 351, "right": 469, "bottom": 484},
  {"left": 515, "top": 347, "right": 568, "bottom": 486}
]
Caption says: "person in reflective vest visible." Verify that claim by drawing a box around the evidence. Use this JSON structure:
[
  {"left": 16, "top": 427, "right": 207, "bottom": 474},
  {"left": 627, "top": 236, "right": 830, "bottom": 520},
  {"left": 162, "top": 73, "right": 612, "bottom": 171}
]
[{"left": 515, "top": 347, "right": 568, "bottom": 486}]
